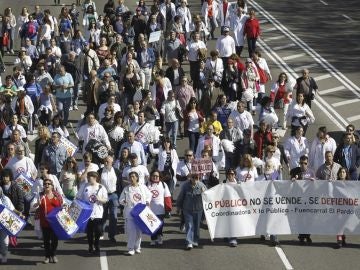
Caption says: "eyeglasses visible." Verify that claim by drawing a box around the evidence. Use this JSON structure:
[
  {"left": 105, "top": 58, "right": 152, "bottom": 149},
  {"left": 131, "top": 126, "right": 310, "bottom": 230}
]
[{"left": 347, "top": 128, "right": 354, "bottom": 132}]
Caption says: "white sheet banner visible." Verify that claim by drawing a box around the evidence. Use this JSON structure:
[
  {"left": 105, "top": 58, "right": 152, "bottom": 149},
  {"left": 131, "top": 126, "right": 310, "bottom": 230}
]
[{"left": 202, "top": 181, "right": 360, "bottom": 240}]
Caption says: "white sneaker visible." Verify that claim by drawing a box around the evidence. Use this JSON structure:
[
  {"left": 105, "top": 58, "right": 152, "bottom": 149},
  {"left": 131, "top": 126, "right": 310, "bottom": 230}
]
[
  {"left": 193, "top": 242, "right": 198, "bottom": 247},
  {"left": 186, "top": 243, "right": 193, "bottom": 250},
  {"left": 157, "top": 235, "right": 163, "bottom": 245},
  {"left": 99, "top": 236, "right": 104, "bottom": 240},
  {"left": 150, "top": 240, "right": 156, "bottom": 246},
  {"left": 69, "top": 106, "right": 74, "bottom": 111},
  {"left": 73, "top": 105, "right": 79, "bottom": 110},
  {"left": 135, "top": 248, "right": 141, "bottom": 254},
  {"left": 127, "top": 250, "right": 135, "bottom": 256}
]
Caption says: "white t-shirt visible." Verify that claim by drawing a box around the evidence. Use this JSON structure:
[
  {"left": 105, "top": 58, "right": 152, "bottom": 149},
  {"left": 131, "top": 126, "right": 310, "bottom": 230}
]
[
  {"left": 147, "top": 181, "right": 171, "bottom": 215},
  {"left": 77, "top": 183, "right": 108, "bottom": 219},
  {"left": 187, "top": 111, "right": 200, "bottom": 132},
  {"left": 119, "top": 184, "right": 152, "bottom": 218},
  {"left": 236, "top": 167, "right": 258, "bottom": 182}
]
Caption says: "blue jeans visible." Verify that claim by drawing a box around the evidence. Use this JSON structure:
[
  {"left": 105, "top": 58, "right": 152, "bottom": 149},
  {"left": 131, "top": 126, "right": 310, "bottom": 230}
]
[
  {"left": 56, "top": 96, "right": 72, "bottom": 125},
  {"left": 187, "top": 131, "right": 199, "bottom": 153},
  {"left": 183, "top": 210, "right": 202, "bottom": 245},
  {"left": 102, "top": 193, "right": 119, "bottom": 239},
  {"left": 165, "top": 121, "right": 178, "bottom": 148}
]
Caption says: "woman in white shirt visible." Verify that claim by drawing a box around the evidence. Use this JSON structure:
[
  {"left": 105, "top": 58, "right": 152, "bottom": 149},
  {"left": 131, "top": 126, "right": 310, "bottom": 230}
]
[
  {"left": 77, "top": 171, "right": 108, "bottom": 254},
  {"left": 176, "top": 0, "right": 192, "bottom": 38},
  {"left": 236, "top": 153, "right": 258, "bottom": 182},
  {"left": 39, "top": 17, "right": 52, "bottom": 53},
  {"left": 119, "top": 171, "right": 152, "bottom": 256},
  {"left": 147, "top": 170, "right": 172, "bottom": 246},
  {"left": 286, "top": 91, "right": 315, "bottom": 136},
  {"left": 284, "top": 126, "right": 309, "bottom": 169}
]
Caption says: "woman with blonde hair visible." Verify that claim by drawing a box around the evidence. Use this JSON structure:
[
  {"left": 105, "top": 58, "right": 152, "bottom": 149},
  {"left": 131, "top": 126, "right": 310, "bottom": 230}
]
[
  {"left": 236, "top": 153, "right": 258, "bottom": 182},
  {"left": 34, "top": 126, "right": 51, "bottom": 168}
]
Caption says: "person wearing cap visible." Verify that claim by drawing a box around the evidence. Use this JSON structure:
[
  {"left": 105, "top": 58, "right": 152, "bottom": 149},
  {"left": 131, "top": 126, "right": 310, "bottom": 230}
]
[
  {"left": 77, "top": 171, "right": 108, "bottom": 254},
  {"left": 216, "top": 26, "right": 236, "bottom": 69},
  {"left": 176, "top": 173, "right": 207, "bottom": 250},
  {"left": 10, "top": 86, "right": 35, "bottom": 134},
  {"left": 121, "top": 153, "right": 149, "bottom": 186},
  {"left": 230, "top": 6, "right": 249, "bottom": 57}
]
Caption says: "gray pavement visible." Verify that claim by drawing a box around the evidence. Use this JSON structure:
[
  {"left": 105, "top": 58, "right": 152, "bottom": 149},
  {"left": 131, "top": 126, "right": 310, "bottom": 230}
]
[{"left": 1, "top": 0, "right": 360, "bottom": 269}]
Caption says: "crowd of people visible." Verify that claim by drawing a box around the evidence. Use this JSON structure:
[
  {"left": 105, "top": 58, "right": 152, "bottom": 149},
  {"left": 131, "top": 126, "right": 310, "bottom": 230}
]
[{"left": 0, "top": 0, "right": 359, "bottom": 265}]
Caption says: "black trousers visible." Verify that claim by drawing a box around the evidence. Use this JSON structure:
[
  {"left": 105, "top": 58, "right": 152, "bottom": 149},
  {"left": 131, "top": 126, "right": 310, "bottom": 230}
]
[
  {"left": 42, "top": 227, "right": 58, "bottom": 258},
  {"left": 87, "top": 218, "right": 102, "bottom": 249}
]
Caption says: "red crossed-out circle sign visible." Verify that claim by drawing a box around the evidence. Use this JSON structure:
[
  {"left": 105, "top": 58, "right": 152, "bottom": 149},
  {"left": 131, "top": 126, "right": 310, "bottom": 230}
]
[
  {"left": 151, "top": 190, "right": 159, "bottom": 198},
  {"left": 133, "top": 193, "right": 142, "bottom": 202}
]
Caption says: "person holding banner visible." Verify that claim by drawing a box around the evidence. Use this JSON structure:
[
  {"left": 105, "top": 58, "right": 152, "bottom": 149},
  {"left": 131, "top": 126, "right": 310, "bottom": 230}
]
[
  {"left": 290, "top": 155, "right": 315, "bottom": 244},
  {"left": 176, "top": 173, "right": 207, "bottom": 250},
  {"left": 335, "top": 167, "right": 350, "bottom": 249},
  {"left": 147, "top": 170, "right": 172, "bottom": 246},
  {"left": 0, "top": 186, "right": 24, "bottom": 264},
  {"left": 119, "top": 171, "right": 152, "bottom": 256},
  {"left": 35, "top": 178, "right": 63, "bottom": 264},
  {"left": 77, "top": 171, "right": 108, "bottom": 254}
]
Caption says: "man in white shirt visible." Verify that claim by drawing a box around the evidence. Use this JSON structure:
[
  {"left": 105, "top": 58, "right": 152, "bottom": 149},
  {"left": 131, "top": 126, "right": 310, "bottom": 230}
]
[
  {"left": 120, "top": 132, "right": 146, "bottom": 165},
  {"left": 98, "top": 94, "right": 121, "bottom": 121},
  {"left": 161, "top": 90, "right": 181, "bottom": 149},
  {"left": 229, "top": 101, "right": 254, "bottom": 137},
  {"left": 216, "top": 26, "right": 235, "bottom": 69},
  {"left": 186, "top": 32, "right": 206, "bottom": 88},
  {"left": 78, "top": 113, "right": 111, "bottom": 151},
  {"left": 122, "top": 154, "right": 149, "bottom": 185},
  {"left": 99, "top": 155, "right": 121, "bottom": 243},
  {"left": 5, "top": 145, "right": 37, "bottom": 179}
]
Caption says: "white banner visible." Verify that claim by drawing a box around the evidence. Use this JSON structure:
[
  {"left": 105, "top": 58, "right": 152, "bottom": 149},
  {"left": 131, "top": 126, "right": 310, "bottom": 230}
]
[{"left": 202, "top": 181, "right": 360, "bottom": 240}]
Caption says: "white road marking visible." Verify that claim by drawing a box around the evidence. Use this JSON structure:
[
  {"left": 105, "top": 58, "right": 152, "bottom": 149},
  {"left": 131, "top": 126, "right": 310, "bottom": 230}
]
[
  {"left": 314, "top": 74, "right": 332, "bottom": 81},
  {"left": 275, "top": 246, "right": 294, "bottom": 270},
  {"left": 332, "top": 99, "right": 360, "bottom": 107},
  {"left": 100, "top": 251, "right": 109, "bottom": 270},
  {"left": 319, "top": 85, "right": 346, "bottom": 94},
  {"left": 262, "top": 27, "right": 277, "bottom": 33},
  {"left": 264, "top": 35, "right": 285, "bottom": 42},
  {"left": 320, "top": 0, "right": 328, "bottom": 5},
  {"left": 250, "top": 0, "right": 360, "bottom": 99},
  {"left": 347, "top": 115, "right": 360, "bottom": 122},
  {"left": 272, "top": 43, "right": 296, "bottom": 51},
  {"left": 282, "top": 53, "right": 306, "bottom": 61},
  {"left": 342, "top": 14, "right": 354, "bottom": 21},
  {"left": 259, "top": 19, "right": 268, "bottom": 24},
  {"left": 257, "top": 34, "right": 347, "bottom": 130},
  {"left": 293, "top": 63, "right": 318, "bottom": 72}
]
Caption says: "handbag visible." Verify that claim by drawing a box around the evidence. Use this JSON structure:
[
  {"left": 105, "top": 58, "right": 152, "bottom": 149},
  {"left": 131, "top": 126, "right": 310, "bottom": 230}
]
[{"left": 255, "top": 62, "right": 268, "bottom": 84}]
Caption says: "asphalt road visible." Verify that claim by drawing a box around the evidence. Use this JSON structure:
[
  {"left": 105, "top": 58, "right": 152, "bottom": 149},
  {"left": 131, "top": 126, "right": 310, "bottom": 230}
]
[{"left": 1, "top": 0, "right": 360, "bottom": 270}]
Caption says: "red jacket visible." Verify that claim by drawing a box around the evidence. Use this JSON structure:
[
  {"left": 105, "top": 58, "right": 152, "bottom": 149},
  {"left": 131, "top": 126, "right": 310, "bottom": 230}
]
[
  {"left": 253, "top": 130, "right": 272, "bottom": 158},
  {"left": 244, "top": 18, "right": 260, "bottom": 38}
]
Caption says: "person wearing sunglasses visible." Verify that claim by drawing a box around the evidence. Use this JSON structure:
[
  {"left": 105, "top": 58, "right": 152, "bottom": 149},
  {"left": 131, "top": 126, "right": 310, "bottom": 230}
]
[
  {"left": 290, "top": 155, "right": 315, "bottom": 245},
  {"left": 34, "top": 178, "right": 63, "bottom": 264}
]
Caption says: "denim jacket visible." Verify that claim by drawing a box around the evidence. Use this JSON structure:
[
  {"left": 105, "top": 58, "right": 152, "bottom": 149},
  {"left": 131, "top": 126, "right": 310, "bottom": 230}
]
[{"left": 176, "top": 180, "right": 206, "bottom": 212}]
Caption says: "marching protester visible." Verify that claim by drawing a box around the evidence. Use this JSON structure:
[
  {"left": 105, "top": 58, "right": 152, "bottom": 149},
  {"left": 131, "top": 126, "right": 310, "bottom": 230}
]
[
  {"left": 176, "top": 173, "right": 207, "bottom": 250},
  {"left": 119, "top": 171, "right": 152, "bottom": 255},
  {"left": 77, "top": 171, "right": 108, "bottom": 254},
  {"left": 0, "top": 1, "right": 358, "bottom": 263}
]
